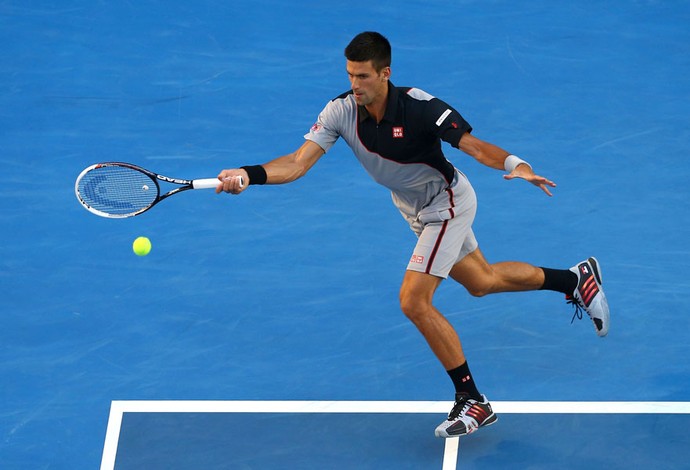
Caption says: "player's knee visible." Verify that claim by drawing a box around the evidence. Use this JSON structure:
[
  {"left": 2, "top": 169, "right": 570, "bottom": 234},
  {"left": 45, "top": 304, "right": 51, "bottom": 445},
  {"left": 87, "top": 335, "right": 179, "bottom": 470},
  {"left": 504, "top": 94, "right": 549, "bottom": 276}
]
[
  {"left": 450, "top": 262, "right": 497, "bottom": 298},
  {"left": 465, "top": 281, "right": 494, "bottom": 298},
  {"left": 399, "top": 292, "right": 430, "bottom": 323}
]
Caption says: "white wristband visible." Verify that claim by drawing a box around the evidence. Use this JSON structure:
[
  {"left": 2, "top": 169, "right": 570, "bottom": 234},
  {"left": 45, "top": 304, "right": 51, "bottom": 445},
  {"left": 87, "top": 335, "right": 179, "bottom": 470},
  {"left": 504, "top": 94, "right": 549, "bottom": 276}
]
[{"left": 504, "top": 154, "right": 531, "bottom": 173}]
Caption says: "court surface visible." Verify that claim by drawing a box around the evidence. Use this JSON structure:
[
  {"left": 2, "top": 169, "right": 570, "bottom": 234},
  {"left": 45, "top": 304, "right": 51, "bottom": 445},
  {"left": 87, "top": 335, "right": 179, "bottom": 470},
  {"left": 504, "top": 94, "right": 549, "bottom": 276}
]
[{"left": 2, "top": 1, "right": 690, "bottom": 469}]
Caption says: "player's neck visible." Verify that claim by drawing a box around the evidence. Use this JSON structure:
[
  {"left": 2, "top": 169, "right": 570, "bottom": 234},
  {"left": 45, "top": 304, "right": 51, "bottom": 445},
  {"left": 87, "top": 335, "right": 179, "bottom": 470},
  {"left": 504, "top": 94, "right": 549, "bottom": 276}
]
[{"left": 365, "top": 87, "right": 388, "bottom": 123}]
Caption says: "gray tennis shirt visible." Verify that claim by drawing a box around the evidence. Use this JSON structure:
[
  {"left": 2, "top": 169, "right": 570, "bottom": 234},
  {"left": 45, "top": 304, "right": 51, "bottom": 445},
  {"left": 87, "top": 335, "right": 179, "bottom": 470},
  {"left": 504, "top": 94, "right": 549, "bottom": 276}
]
[{"left": 304, "top": 82, "right": 472, "bottom": 223}]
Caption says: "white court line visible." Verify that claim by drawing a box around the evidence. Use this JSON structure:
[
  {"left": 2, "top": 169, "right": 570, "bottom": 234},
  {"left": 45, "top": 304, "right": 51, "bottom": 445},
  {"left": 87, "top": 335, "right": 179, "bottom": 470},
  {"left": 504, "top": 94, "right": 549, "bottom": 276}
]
[
  {"left": 442, "top": 437, "right": 460, "bottom": 470},
  {"left": 100, "top": 400, "right": 690, "bottom": 470}
]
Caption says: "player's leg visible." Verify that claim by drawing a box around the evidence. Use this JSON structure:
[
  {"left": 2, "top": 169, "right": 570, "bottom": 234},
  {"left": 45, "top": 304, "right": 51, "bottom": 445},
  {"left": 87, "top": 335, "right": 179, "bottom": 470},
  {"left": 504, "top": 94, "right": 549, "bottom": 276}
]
[
  {"left": 402, "top": 172, "right": 497, "bottom": 437},
  {"left": 448, "top": 249, "right": 610, "bottom": 336},
  {"left": 448, "top": 247, "right": 545, "bottom": 296},
  {"left": 399, "top": 269, "right": 497, "bottom": 438},
  {"left": 399, "top": 270, "right": 465, "bottom": 369}
]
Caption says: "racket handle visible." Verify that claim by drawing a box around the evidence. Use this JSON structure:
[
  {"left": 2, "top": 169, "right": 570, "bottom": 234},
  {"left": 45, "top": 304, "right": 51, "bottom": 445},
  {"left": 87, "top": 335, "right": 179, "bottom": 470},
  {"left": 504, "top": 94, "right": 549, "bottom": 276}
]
[
  {"left": 193, "top": 176, "right": 244, "bottom": 189},
  {"left": 192, "top": 178, "right": 221, "bottom": 189}
]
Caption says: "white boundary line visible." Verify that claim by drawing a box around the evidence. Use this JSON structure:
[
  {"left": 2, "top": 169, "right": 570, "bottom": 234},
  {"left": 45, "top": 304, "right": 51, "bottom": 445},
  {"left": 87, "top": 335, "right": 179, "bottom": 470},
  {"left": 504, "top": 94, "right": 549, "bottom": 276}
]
[
  {"left": 101, "top": 400, "right": 690, "bottom": 470},
  {"left": 442, "top": 437, "right": 460, "bottom": 470}
]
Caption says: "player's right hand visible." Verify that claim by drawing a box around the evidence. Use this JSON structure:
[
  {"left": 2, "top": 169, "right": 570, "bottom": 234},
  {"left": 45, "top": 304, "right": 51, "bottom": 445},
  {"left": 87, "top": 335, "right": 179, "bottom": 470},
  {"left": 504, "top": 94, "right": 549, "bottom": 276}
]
[{"left": 215, "top": 169, "right": 248, "bottom": 194}]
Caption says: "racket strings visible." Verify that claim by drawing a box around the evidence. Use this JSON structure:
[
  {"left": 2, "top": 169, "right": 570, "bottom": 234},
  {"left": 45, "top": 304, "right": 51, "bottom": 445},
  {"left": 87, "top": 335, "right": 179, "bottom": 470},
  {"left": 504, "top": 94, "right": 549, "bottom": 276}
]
[{"left": 78, "top": 166, "right": 158, "bottom": 215}]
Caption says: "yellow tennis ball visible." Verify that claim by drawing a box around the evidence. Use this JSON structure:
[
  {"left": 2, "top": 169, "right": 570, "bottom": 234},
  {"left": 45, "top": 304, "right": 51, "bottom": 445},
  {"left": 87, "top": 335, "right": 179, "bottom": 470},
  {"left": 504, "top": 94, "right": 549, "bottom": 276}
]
[{"left": 132, "top": 236, "right": 152, "bottom": 256}]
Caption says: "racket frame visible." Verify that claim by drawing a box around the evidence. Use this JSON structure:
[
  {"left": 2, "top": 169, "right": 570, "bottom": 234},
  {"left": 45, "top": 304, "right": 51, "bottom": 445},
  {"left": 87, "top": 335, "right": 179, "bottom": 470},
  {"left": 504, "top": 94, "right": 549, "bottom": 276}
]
[{"left": 75, "top": 162, "right": 224, "bottom": 218}]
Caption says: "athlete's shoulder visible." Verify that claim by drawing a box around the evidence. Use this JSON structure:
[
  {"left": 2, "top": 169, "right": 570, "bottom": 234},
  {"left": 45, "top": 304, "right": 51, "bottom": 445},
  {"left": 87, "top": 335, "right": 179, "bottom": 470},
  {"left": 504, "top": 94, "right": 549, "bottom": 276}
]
[
  {"left": 400, "top": 86, "right": 436, "bottom": 102},
  {"left": 314, "top": 90, "right": 356, "bottom": 130},
  {"left": 331, "top": 89, "right": 355, "bottom": 102},
  {"left": 322, "top": 90, "right": 356, "bottom": 116}
]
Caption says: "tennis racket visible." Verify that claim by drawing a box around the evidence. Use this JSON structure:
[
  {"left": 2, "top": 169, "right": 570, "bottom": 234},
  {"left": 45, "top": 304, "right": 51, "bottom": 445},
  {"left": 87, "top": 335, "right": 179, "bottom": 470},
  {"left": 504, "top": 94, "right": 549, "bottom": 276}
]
[{"left": 75, "top": 162, "right": 243, "bottom": 218}]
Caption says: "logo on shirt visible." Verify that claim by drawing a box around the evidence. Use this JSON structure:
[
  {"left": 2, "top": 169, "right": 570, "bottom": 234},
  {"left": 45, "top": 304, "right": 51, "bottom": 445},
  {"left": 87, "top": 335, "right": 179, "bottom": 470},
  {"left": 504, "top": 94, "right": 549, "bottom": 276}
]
[
  {"left": 392, "top": 126, "right": 404, "bottom": 138},
  {"left": 310, "top": 122, "right": 322, "bottom": 132},
  {"left": 435, "top": 109, "right": 452, "bottom": 126}
]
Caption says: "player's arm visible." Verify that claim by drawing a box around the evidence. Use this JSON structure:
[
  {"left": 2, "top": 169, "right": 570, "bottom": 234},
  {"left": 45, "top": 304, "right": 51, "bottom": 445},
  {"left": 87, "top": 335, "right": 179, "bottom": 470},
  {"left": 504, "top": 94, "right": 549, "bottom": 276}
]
[
  {"left": 215, "top": 140, "right": 326, "bottom": 194},
  {"left": 458, "top": 132, "right": 556, "bottom": 197},
  {"left": 263, "top": 140, "right": 326, "bottom": 183}
]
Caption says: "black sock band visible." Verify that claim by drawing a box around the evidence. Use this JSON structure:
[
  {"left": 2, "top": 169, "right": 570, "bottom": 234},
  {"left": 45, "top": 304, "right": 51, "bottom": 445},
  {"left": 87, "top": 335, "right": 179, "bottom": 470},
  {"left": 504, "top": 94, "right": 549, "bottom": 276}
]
[
  {"left": 540, "top": 267, "right": 577, "bottom": 295},
  {"left": 240, "top": 165, "right": 267, "bottom": 185},
  {"left": 447, "top": 362, "right": 481, "bottom": 400}
]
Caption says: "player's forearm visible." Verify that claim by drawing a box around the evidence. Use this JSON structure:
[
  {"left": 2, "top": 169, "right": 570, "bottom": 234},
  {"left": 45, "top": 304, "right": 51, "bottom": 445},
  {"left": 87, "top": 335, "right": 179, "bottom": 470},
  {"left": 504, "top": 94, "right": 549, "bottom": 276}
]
[
  {"left": 459, "top": 134, "right": 509, "bottom": 170},
  {"left": 263, "top": 153, "right": 307, "bottom": 184},
  {"left": 477, "top": 146, "right": 510, "bottom": 170}
]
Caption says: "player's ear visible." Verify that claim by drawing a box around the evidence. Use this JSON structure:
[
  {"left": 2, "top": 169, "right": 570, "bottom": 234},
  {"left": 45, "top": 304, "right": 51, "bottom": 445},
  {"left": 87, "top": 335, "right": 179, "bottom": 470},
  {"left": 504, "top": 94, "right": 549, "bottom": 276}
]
[{"left": 381, "top": 66, "right": 391, "bottom": 81}]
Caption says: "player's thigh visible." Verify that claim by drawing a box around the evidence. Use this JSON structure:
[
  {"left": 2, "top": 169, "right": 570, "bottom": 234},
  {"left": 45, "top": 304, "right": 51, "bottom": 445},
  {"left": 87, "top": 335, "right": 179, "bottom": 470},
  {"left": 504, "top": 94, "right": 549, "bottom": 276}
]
[
  {"left": 401, "top": 269, "right": 443, "bottom": 301},
  {"left": 448, "top": 248, "right": 495, "bottom": 296}
]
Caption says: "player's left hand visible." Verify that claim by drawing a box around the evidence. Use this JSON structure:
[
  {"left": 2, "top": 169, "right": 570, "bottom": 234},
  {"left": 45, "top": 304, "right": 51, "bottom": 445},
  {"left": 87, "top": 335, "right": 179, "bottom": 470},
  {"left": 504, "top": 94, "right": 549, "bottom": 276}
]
[{"left": 503, "top": 164, "right": 556, "bottom": 197}]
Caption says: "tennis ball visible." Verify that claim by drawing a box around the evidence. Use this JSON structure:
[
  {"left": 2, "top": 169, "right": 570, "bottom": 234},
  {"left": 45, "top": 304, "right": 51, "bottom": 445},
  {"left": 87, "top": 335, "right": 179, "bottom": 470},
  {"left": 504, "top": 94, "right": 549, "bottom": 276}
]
[{"left": 132, "top": 236, "right": 152, "bottom": 256}]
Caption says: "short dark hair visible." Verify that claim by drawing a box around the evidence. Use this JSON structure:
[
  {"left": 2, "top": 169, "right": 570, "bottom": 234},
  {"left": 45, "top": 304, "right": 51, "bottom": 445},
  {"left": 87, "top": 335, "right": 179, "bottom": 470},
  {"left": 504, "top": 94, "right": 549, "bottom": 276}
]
[{"left": 344, "top": 31, "right": 391, "bottom": 71}]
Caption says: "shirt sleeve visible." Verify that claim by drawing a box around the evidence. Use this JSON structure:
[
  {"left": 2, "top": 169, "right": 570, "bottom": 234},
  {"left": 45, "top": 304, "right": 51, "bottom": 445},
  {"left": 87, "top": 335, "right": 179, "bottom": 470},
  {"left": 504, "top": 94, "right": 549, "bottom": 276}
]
[
  {"left": 425, "top": 97, "right": 472, "bottom": 149},
  {"left": 304, "top": 100, "right": 341, "bottom": 153}
]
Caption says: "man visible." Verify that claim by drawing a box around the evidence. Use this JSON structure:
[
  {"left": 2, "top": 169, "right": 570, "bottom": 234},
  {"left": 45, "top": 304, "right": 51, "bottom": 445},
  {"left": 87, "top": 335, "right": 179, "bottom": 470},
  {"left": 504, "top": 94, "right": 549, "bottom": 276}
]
[{"left": 216, "top": 31, "right": 610, "bottom": 438}]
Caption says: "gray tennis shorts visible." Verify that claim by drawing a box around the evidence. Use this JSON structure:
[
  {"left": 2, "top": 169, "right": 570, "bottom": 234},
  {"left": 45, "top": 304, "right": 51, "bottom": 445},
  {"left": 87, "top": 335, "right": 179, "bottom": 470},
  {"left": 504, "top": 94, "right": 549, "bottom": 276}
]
[{"left": 406, "top": 171, "right": 478, "bottom": 278}]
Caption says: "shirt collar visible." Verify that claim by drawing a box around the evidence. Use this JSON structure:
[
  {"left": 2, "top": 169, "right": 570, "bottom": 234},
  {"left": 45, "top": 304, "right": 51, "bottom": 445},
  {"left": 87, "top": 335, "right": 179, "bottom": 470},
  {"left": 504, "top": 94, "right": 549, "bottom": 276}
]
[{"left": 357, "top": 81, "right": 398, "bottom": 123}]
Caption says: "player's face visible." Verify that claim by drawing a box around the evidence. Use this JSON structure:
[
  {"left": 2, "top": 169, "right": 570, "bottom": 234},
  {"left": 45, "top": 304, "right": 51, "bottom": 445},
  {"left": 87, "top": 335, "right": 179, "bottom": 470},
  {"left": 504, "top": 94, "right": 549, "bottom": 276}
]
[{"left": 346, "top": 60, "right": 390, "bottom": 106}]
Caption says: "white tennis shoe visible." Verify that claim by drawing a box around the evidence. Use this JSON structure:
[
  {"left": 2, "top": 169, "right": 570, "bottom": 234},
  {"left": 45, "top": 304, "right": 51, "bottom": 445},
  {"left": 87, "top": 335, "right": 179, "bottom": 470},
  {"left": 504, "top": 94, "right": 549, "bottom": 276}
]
[
  {"left": 567, "top": 257, "right": 610, "bottom": 337},
  {"left": 435, "top": 393, "right": 497, "bottom": 438}
]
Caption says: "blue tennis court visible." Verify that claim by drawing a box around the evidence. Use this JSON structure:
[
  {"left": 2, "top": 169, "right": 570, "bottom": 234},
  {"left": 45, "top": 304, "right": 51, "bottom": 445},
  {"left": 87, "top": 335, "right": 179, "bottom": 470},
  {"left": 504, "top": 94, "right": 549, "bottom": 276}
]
[{"left": 2, "top": 1, "right": 690, "bottom": 468}]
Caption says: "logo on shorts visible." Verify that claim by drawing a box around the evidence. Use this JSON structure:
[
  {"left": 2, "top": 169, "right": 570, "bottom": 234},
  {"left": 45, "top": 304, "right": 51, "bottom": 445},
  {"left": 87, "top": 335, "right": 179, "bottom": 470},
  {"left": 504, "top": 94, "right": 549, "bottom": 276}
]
[
  {"left": 410, "top": 254, "right": 425, "bottom": 264},
  {"left": 393, "top": 127, "right": 404, "bottom": 138}
]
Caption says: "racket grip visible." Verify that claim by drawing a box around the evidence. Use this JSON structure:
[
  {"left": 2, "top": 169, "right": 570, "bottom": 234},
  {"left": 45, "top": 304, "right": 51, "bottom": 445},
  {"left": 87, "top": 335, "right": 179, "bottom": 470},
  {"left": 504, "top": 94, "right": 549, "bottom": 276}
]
[
  {"left": 193, "top": 176, "right": 244, "bottom": 189},
  {"left": 193, "top": 178, "right": 222, "bottom": 189}
]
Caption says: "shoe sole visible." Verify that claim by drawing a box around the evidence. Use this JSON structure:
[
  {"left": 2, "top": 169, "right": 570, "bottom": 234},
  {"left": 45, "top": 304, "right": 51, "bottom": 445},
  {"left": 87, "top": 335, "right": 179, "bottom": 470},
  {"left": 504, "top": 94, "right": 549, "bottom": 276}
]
[{"left": 436, "top": 413, "right": 499, "bottom": 438}]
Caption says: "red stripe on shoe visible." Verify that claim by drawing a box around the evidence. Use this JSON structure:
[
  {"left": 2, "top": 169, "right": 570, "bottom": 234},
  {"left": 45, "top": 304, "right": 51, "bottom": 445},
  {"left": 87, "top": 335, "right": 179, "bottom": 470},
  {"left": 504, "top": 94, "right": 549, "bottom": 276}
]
[
  {"left": 466, "top": 405, "right": 489, "bottom": 423},
  {"left": 581, "top": 277, "right": 599, "bottom": 305}
]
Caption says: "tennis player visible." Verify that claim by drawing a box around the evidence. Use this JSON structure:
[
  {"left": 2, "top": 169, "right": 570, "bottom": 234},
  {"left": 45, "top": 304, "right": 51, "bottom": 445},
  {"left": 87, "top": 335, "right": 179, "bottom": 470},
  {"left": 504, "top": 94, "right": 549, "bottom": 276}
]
[{"left": 216, "top": 31, "right": 610, "bottom": 438}]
